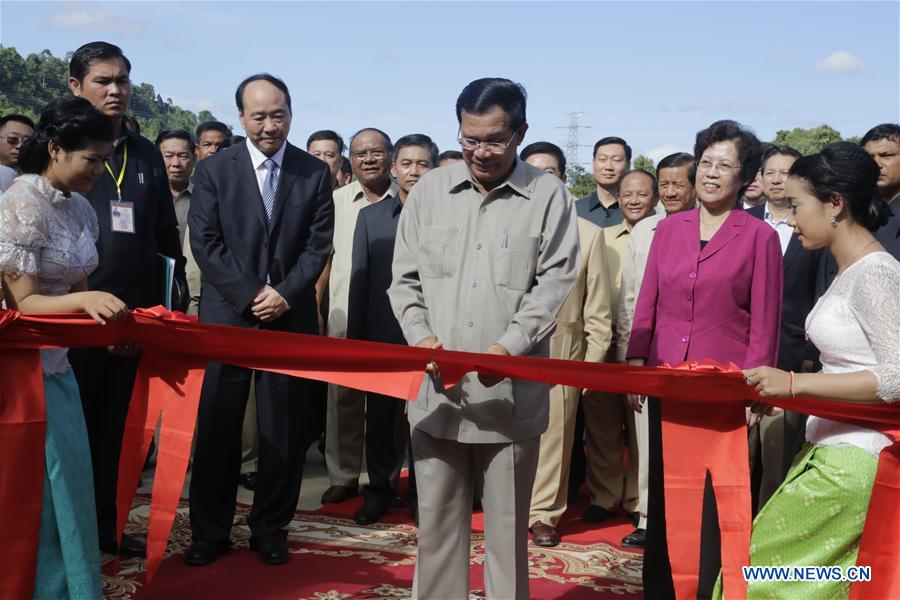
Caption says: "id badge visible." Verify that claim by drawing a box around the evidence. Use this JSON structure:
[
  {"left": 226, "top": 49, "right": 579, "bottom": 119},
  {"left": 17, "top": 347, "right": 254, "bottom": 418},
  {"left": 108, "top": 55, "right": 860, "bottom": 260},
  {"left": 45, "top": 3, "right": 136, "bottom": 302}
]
[{"left": 110, "top": 200, "right": 135, "bottom": 234}]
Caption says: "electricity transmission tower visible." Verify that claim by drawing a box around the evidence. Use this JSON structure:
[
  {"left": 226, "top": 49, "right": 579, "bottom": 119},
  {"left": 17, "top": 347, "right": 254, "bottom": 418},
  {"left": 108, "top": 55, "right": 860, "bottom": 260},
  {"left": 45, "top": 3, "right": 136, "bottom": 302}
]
[{"left": 556, "top": 112, "right": 592, "bottom": 168}]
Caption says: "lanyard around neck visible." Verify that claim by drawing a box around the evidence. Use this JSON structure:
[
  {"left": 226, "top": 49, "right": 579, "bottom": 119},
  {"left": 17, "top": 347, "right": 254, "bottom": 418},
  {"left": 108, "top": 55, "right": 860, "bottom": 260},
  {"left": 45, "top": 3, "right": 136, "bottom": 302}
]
[{"left": 104, "top": 142, "right": 128, "bottom": 199}]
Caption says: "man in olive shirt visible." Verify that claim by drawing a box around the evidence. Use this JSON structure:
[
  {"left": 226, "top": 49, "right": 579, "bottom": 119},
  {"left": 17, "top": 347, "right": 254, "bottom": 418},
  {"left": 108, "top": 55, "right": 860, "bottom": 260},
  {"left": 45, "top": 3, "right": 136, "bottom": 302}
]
[{"left": 389, "top": 78, "right": 578, "bottom": 599}]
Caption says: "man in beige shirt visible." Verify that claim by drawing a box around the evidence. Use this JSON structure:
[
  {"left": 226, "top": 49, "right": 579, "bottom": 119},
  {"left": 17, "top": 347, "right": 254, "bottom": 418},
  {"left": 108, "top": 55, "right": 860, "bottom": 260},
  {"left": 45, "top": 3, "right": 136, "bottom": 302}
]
[
  {"left": 389, "top": 78, "right": 578, "bottom": 599},
  {"left": 582, "top": 169, "right": 658, "bottom": 530},
  {"left": 616, "top": 152, "right": 697, "bottom": 548},
  {"left": 520, "top": 142, "right": 613, "bottom": 547},
  {"left": 322, "top": 128, "right": 400, "bottom": 504}
]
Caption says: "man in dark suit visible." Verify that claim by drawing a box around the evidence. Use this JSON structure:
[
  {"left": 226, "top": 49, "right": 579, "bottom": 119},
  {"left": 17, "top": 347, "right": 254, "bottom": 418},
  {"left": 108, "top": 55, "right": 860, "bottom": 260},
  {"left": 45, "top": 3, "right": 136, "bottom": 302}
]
[
  {"left": 346, "top": 134, "right": 438, "bottom": 525},
  {"left": 747, "top": 145, "right": 822, "bottom": 510},
  {"left": 185, "top": 73, "right": 334, "bottom": 566}
]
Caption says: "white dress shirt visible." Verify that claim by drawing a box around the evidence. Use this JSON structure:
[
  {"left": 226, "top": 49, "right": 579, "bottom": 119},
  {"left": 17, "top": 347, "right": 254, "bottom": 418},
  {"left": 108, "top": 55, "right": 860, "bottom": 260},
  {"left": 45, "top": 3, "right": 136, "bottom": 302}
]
[
  {"left": 245, "top": 138, "right": 286, "bottom": 194},
  {"left": 763, "top": 203, "right": 793, "bottom": 255}
]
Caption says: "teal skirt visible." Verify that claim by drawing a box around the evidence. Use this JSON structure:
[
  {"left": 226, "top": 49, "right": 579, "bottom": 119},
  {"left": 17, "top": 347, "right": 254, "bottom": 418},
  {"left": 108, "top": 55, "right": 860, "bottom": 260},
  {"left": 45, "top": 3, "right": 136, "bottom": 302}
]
[
  {"left": 714, "top": 442, "right": 877, "bottom": 599},
  {"left": 33, "top": 370, "right": 102, "bottom": 600}
]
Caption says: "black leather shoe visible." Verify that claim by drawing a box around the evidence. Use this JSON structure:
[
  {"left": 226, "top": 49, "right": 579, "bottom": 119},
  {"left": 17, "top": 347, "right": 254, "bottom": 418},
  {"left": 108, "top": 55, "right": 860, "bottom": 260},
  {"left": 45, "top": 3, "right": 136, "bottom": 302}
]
[
  {"left": 321, "top": 484, "right": 358, "bottom": 504},
  {"left": 582, "top": 505, "right": 613, "bottom": 523},
  {"left": 240, "top": 472, "right": 258, "bottom": 491},
  {"left": 621, "top": 528, "right": 646, "bottom": 548},
  {"left": 389, "top": 495, "right": 406, "bottom": 509},
  {"left": 184, "top": 540, "right": 230, "bottom": 566},
  {"left": 99, "top": 533, "right": 147, "bottom": 558},
  {"left": 355, "top": 497, "right": 389, "bottom": 525},
  {"left": 630, "top": 512, "right": 640, "bottom": 528},
  {"left": 250, "top": 537, "right": 290, "bottom": 565}
]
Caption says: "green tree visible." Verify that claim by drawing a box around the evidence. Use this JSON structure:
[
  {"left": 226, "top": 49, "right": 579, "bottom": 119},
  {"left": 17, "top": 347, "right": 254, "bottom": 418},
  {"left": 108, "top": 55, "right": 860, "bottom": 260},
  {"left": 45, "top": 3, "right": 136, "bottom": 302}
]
[
  {"left": 771, "top": 125, "right": 843, "bottom": 155},
  {"left": 632, "top": 154, "right": 656, "bottom": 177},
  {"left": 566, "top": 164, "right": 595, "bottom": 199}
]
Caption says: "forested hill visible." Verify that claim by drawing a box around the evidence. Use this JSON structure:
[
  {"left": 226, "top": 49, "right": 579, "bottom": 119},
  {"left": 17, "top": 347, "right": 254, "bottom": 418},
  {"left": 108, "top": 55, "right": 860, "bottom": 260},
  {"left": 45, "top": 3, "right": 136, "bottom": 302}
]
[{"left": 0, "top": 46, "right": 220, "bottom": 141}]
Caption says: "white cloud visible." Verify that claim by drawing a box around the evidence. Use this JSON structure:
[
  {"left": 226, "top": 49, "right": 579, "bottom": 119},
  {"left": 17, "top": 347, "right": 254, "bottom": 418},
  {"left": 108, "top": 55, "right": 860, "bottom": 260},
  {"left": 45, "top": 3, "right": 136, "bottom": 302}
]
[
  {"left": 812, "top": 51, "right": 870, "bottom": 75},
  {"left": 46, "top": 4, "right": 140, "bottom": 34}
]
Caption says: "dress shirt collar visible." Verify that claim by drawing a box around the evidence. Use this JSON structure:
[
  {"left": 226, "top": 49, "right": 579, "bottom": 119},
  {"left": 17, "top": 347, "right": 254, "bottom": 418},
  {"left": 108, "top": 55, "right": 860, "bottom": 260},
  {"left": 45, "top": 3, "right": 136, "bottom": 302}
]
[
  {"left": 350, "top": 179, "right": 399, "bottom": 203},
  {"left": 246, "top": 138, "right": 287, "bottom": 171},
  {"left": 763, "top": 202, "right": 790, "bottom": 225},
  {"left": 586, "top": 191, "right": 619, "bottom": 213},
  {"left": 607, "top": 221, "right": 631, "bottom": 239},
  {"left": 447, "top": 158, "right": 530, "bottom": 198}
]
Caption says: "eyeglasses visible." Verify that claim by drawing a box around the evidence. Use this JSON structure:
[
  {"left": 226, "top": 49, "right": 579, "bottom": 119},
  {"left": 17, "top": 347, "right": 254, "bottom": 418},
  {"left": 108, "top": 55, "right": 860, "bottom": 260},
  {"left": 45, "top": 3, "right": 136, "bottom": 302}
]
[
  {"left": 457, "top": 129, "right": 519, "bottom": 154},
  {"left": 3, "top": 136, "right": 29, "bottom": 147},
  {"left": 697, "top": 158, "right": 740, "bottom": 174},
  {"left": 351, "top": 149, "right": 388, "bottom": 161}
]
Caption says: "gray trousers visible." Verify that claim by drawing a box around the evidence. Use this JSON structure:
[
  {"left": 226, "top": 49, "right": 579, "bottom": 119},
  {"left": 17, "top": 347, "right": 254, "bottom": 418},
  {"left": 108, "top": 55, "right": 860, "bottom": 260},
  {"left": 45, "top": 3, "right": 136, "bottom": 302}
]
[
  {"left": 324, "top": 383, "right": 366, "bottom": 486},
  {"left": 411, "top": 428, "right": 540, "bottom": 600}
]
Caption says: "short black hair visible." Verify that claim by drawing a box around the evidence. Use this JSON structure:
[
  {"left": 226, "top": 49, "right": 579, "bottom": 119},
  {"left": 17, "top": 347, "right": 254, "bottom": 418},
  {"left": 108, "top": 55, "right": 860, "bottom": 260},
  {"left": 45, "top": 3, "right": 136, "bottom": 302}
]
[
  {"left": 307, "top": 130, "right": 345, "bottom": 154},
  {"left": 455, "top": 78, "right": 527, "bottom": 133},
  {"left": 789, "top": 142, "right": 889, "bottom": 232},
  {"left": 762, "top": 145, "right": 802, "bottom": 171},
  {"left": 438, "top": 150, "right": 463, "bottom": 163},
  {"left": 19, "top": 97, "right": 114, "bottom": 174},
  {"left": 155, "top": 129, "right": 194, "bottom": 149},
  {"left": 392, "top": 134, "right": 439, "bottom": 165},
  {"left": 693, "top": 119, "right": 763, "bottom": 186},
  {"left": 340, "top": 156, "right": 351, "bottom": 175},
  {"left": 69, "top": 41, "right": 131, "bottom": 82},
  {"left": 519, "top": 141, "right": 567, "bottom": 174},
  {"left": 593, "top": 136, "right": 632, "bottom": 163},
  {"left": 235, "top": 73, "right": 292, "bottom": 113},
  {"left": 657, "top": 152, "right": 696, "bottom": 184},
  {"left": 195, "top": 121, "right": 231, "bottom": 140},
  {"left": 0, "top": 114, "right": 35, "bottom": 131},
  {"left": 349, "top": 128, "right": 392, "bottom": 152},
  {"left": 620, "top": 168, "right": 658, "bottom": 196},
  {"left": 860, "top": 123, "right": 900, "bottom": 146},
  {"left": 221, "top": 134, "right": 244, "bottom": 150}
]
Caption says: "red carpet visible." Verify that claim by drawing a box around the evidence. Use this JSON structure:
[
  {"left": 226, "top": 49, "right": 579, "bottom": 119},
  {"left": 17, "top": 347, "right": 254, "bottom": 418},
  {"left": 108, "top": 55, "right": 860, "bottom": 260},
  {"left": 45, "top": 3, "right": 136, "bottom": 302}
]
[{"left": 103, "top": 491, "right": 643, "bottom": 599}]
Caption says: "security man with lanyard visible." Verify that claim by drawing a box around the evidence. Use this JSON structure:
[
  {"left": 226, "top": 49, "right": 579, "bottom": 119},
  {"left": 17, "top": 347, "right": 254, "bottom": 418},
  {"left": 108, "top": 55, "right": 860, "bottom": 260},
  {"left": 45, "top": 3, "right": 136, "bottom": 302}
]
[{"left": 66, "top": 41, "right": 186, "bottom": 558}]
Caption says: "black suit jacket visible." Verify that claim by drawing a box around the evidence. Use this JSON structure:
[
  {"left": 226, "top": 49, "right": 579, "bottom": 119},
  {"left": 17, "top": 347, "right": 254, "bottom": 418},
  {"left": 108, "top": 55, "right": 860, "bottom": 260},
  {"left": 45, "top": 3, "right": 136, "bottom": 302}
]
[
  {"left": 346, "top": 195, "right": 405, "bottom": 345},
  {"left": 747, "top": 205, "right": 823, "bottom": 370},
  {"left": 188, "top": 141, "right": 334, "bottom": 333},
  {"left": 85, "top": 129, "right": 186, "bottom": 309}
]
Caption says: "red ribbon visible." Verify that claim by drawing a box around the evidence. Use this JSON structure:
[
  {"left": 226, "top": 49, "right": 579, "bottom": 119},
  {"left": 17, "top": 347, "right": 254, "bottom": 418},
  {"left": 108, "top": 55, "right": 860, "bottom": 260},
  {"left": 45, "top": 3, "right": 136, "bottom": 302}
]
[{"left": 0, "top": 309, "right": 896, "bottom": 599}]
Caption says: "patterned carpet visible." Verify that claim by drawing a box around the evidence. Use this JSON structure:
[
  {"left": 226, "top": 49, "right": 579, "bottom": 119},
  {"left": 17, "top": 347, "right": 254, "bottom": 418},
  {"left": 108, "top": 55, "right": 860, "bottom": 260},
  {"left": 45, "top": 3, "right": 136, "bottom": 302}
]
[{"left": 102, "top": 494, "right": 643, "bottom": 599}]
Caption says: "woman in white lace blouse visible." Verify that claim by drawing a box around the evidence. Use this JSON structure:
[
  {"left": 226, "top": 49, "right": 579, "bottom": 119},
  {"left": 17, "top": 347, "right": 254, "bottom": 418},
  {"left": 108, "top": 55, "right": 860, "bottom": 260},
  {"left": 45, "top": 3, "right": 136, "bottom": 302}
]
[
  {"left": 718, "top": 143, "right": 899, "bottom": 599},
  {"left": 0, "top": 98, "right": 128, "bottom": 599}
]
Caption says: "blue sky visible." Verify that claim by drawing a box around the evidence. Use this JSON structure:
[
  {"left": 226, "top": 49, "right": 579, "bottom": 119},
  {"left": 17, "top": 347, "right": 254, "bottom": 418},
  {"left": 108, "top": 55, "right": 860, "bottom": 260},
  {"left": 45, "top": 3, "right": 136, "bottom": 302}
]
[{"left": 2, "top": 1, "right": 898, "bottom": 166}]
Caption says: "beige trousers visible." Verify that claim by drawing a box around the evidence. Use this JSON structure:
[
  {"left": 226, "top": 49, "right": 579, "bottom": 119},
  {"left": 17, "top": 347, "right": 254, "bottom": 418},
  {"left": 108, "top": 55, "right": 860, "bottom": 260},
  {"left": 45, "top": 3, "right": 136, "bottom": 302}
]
[
  {"left": 529, "top": 382, "right": 579, "bottom": 527},
  {"left": 411, "top": 429, "right": 539, "bottom": 600}
]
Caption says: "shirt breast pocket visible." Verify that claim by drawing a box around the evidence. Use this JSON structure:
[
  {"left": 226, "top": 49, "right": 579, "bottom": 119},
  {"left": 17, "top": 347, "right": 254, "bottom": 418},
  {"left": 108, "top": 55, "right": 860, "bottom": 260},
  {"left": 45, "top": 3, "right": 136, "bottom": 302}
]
[
  {"left": 419, "top": 225, "right": 459, "bottom": 278},
  {"left": 498, "top": 234, "right": 539, "bottom": 291}
]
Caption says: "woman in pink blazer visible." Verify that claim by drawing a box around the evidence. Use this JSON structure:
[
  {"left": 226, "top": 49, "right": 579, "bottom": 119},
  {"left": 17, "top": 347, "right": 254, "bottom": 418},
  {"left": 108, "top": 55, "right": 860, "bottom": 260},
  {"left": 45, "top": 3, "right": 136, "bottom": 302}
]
[{"left": 626, "top": 120, "right": 783, "bottom": 599}]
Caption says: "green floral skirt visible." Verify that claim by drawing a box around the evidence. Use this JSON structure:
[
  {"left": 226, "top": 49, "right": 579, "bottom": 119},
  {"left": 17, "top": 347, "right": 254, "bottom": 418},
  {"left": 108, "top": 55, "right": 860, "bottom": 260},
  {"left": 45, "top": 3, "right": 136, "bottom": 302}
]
[{"left": 713, "top": 442, "right": 877, "bottom": 599}]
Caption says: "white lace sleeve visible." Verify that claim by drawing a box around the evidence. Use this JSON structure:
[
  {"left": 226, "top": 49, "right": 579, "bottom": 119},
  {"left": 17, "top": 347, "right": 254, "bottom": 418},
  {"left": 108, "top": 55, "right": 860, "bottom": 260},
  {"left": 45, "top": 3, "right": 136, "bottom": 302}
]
[
  {"left": 849, "top": 258, "right": 900, "bottom": 402},
  {"left": 0, "top": 184, "right": 47, "bottom": 278}
]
